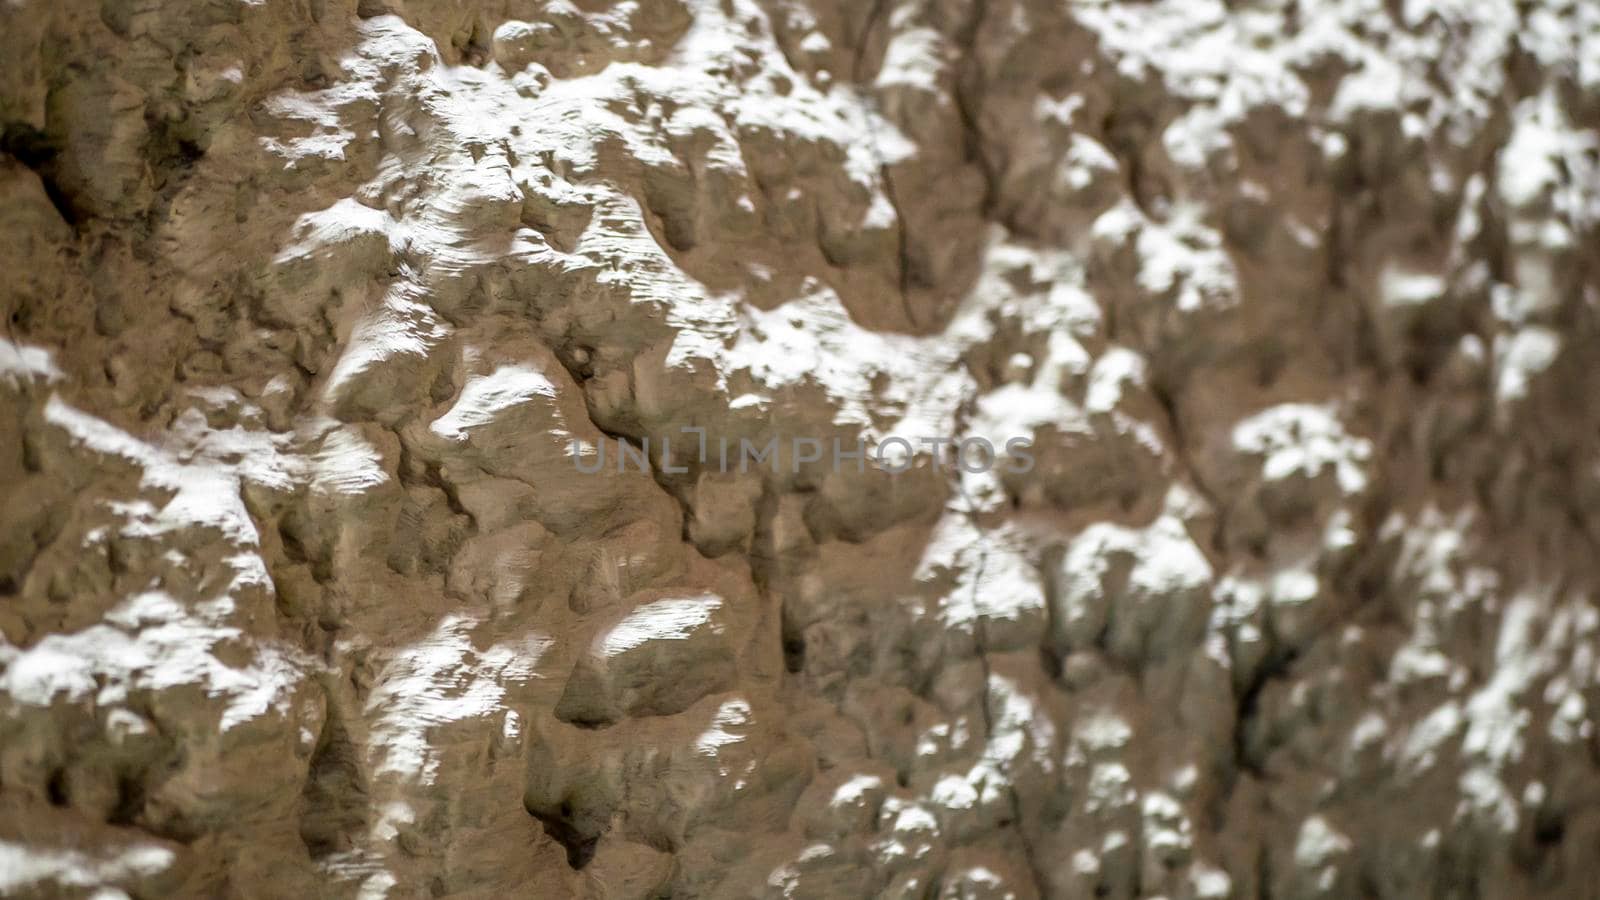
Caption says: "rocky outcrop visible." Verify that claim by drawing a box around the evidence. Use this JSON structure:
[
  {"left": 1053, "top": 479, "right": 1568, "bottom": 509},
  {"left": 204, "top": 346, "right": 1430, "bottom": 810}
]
[{"left": 2, "top": 0, "right": 1599, "bottom": 896}]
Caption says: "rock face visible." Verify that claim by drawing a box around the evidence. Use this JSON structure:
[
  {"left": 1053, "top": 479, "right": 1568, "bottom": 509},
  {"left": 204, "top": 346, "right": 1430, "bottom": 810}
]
[{"left": 2, "top": 0, "right": 1600, "bottom": 896}]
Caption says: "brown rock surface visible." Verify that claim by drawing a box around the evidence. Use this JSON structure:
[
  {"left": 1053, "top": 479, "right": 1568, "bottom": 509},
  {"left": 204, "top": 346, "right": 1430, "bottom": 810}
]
[{"left": 3, "top": 0, "right": 1600, "bottom": 896}]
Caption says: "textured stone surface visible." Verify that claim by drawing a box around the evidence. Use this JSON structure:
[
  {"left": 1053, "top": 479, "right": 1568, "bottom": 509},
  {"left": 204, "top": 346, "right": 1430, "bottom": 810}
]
[{"left": 2, "top": 0, "right": 1600, "bottom": 896}]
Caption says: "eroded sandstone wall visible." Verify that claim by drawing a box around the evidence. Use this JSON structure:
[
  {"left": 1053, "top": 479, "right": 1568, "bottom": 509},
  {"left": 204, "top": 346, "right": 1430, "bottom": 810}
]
[{"left": 2, "top": 0, "right": 1600, "bottom": 896}]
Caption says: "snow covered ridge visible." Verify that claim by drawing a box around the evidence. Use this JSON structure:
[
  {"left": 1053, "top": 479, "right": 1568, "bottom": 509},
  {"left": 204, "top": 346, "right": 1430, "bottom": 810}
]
[
  {"left": 570, "top": 431, "right": 1037, "bottom": 475},
  {"left": 2, "top": 0, "right": 1599, "bottom": 896}
]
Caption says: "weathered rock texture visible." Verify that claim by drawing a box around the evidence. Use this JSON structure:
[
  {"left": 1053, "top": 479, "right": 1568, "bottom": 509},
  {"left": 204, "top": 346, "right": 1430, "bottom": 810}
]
[{"left": 3, "top": 0, "right": 1600, "bottom": 896}]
